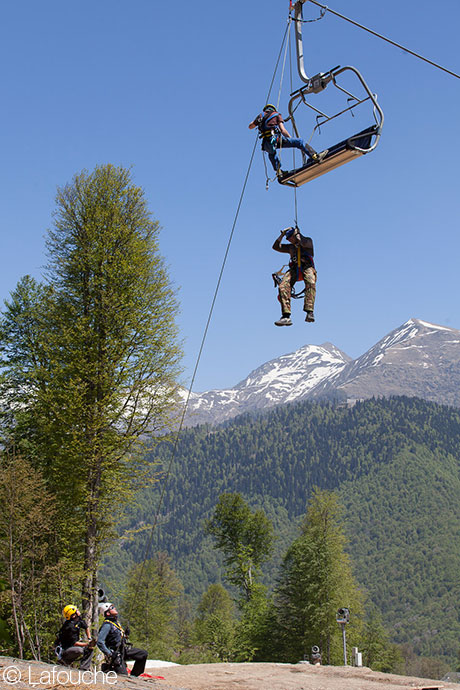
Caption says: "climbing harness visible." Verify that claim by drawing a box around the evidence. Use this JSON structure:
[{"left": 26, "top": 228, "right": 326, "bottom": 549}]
[
  {"left": 106, "top": 619, "right": 125, "bottom": 637},
  {"left": 258, "top": 110, "right": 282, "bottom": 139},
  {"left": 272, "top": 233, "right": 314, "bottom": 300},
  {"left": 272, "top": 264, "right": 306, "bottom": 300}
]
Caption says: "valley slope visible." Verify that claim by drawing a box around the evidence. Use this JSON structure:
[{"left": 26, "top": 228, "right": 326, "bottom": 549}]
[{"left": 103, "top": 396, "right": 460, "bottom": 665}]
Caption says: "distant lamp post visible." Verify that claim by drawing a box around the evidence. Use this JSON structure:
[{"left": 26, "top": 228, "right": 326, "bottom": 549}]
[{"left": 336, "top": 607, "right": 350, "bottom": 665}]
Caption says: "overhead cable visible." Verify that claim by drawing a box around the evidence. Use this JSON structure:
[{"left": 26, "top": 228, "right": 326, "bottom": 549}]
[
  {"left": 305, "top": 0, "right": 460, "bottom": 80},
  {"left": 288, "top": 17, "right": 299, "bottom": 226}
]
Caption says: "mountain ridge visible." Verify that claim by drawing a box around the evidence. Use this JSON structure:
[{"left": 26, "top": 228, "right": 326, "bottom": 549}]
[{"left": 184, "top": 318, "right": 460, "bottom": 426}]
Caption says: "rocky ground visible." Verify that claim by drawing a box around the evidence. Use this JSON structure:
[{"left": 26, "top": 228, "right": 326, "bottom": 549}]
[{"left": 0, "top": 657, "right": 457, "bottom": 690}]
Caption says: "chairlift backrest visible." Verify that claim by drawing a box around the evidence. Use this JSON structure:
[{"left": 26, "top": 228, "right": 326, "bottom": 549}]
[
  {"left": 287, "top": 64, "right": 383, "bottom": 152},
  {"left": 276, "top": 0, "right": 384, "bottom": 186}
]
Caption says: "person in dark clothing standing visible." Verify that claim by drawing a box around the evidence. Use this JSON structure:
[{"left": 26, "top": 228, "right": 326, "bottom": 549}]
[
  {"left": 272, "top": 226, "right": 317, "bottom": 326},
  {"left": 249, "top": 104, "right": 327, "bottom": 176},
  {"left": 97, "top": 603, "right": 147, "bottom": 677},
  {"left": 57, "top": 605, "right": 95, "bottom": 669}
]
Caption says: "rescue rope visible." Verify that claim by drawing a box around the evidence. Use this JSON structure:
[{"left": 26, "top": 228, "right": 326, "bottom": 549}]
[
  {"left": 266, "top": 21, "right": 291, "bottom": 108},
  {"left": 303, "top": 0, "right": 460, "bottom": 80},
  {"left": 127, "top": 137, "right": 259, "bottom": 620},
  {"left": 288, "top": 15, "right": 299, "bottom": 225},
  {"left": 262, "top": 152, "right": 275, "bottom": 191},
  {"left": 293, "top": 5, "right": 326, "bottom": 22},
  {"left": 277, "top": 18, "right": 292, "bottom": 110},
  {"left": 262, "top": 20, "right": 291, "bottom": 188},
  {"left": 127, "top": 26, "right": 291, "bottom": 618}
]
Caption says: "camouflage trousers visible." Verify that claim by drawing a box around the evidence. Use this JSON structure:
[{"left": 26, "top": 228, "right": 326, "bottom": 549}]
[{"left": 278, "top": 266, "right": 317, "bottom": 314}]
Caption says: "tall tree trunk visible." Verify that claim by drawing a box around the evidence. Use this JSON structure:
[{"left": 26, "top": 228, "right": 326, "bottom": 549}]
[
  {"left": 8, "top": 532, "right": 23, "bottom": 658},
  {"left": 81, "top": 500, "right": 98, "bottom": 622},
  {"left": 82, "top": 456, "right": 103, "bottom": 625}
]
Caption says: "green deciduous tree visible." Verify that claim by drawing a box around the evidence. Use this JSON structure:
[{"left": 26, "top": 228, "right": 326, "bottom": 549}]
[
  {"left": 0, "top": 164, "right": 182, "bottom": 623},
  {"left": 206, "top": 493, "right": 274, "bottom": 601},
  {"left": 0, "top": 451, "right": 74, "bottom": 659},
  {"left": 122, "top": 552, "right": 183, "bottom": 659},
  {"left": 194, "top": 583, "right": 235, "bottom": 661},
  {"left": 276, "top": 489, "right": 363, "bottom": 663},
  {"left": 234, "top": 583, "right": 275, "bottom": 662},
  {"left": 361, "top": 611, "right": 404, "bottom": 673}
]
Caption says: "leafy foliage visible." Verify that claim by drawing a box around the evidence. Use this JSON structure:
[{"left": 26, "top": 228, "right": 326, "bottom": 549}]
[
  {"left": 103, "top": 396, "right": 460, "bottom": 666},
  {"left": 0, "top": 164, "right": 182, "bottom": 621},
  {"left": 233, "top": 583, "right": 275, "bottom": 662},
  {"left": 0, "top": 452, "right": 76, "bottom": 659},
  {"left": 275, "top": 489, "right": 363, "bottom": 664},
  {"left": 194, "top": 584, "right": 236, "bottom": 661},
  {"left": 206, "top": 493, "right": 274, "bottom": 601},
  {"left": 360, "top": 611, "right": 404, "bottom": 673},
  {"left": 121, "top": 553, "right": 183, "bottom": 659}
]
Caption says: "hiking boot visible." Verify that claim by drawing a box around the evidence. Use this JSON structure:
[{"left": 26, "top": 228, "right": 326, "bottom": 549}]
[
  {"left": 275, "top": 316, "right": 292, "bottom": 327},
  {"left": 305, "top": 311, "right": 315, "bottom": 322},
  {"left": 311, "top": 150, "right": 328, "bottom": 163}
]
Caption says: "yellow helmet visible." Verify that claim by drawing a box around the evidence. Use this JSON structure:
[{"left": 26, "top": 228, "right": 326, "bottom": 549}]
[{"left": 63, "top": 605, "right": 78, "bottom": 620}]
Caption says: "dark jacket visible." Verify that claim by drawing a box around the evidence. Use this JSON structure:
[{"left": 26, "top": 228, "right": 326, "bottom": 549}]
[
  {"left": 97, "top": 618, "right": 125, "bottom": 657},
  {"left": 58, "top": 618, "right": 87, "bottom": 650}
]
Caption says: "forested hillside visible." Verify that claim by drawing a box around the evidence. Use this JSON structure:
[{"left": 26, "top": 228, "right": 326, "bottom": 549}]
[{"left": 102, "top": 396, "right": 460, "bottom": 663}]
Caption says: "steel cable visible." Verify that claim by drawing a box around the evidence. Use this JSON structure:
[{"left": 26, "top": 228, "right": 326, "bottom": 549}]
[{"left": 305, "top": 0, "right": 460, "bottom": 80}]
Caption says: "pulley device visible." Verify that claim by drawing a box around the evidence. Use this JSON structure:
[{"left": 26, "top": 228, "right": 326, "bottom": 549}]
[{"left": 278, "top": 0, "right": 383, "bottom": 186}]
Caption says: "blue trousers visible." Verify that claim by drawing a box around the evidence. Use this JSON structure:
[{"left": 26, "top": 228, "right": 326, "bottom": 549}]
[{"left": 263, "top": 135, "right": 316, "bottom": 172}]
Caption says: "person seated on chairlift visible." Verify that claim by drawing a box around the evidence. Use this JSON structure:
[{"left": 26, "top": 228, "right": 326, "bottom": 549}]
[
  {"left": 273, "top": 226, "right": 317, "bottom": 326},
  {"left": 249, "top": 104, "right": 327, "bottom": 177}
]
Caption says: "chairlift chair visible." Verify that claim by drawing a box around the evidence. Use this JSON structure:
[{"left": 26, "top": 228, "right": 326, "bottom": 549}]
[{"left": 278, "top": 0, "right": 384, "bottom": 186}]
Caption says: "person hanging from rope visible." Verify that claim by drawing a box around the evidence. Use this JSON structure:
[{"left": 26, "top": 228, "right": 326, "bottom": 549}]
[
  {"left": 249, "top": 104, "right": 327, "bottom": 177},
  {"left": 55, "top": 605, "right": 96, "bottom": 669},
  {"left": 97, "top": 603, "right": 147, "bottom": 677},
  {"left": 273, "top": 226, "right": 317, "bottom": 326}
]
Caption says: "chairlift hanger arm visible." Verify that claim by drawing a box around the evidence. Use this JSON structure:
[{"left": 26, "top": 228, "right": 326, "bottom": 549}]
[
  {"left": 293, "top": 0, "right": 335, "bottom": 93},
  {"left": 293, "top": 0, "right": 310, "bottom": 83},
  {"left": 287, "top": 64, "right": 384, "bottom": 140}
]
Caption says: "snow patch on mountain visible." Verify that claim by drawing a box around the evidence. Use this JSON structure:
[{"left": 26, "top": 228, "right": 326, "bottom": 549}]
[
  {"left": 183, "top": 342, "right": 350, "bottom": 426},
  {"left": 312, "top": 318, "right": 460, "bottom": 405},
  {"left": 182, "top": 319, "right": 460, "bottom": 426},
  {"left": 417, "top": 319, "right": 452, "bottom": 331}
]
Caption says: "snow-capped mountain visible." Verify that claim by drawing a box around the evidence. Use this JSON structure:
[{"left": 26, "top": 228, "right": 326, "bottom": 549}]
[
  {"left": 183, "top": 319, "right": 460, "bottom": 426},
  {"left": 183, "top": 343, "right": 350, "bottom": 426},
  {"left": 312, "top": 318, "right": 460, "bottom": 404}
]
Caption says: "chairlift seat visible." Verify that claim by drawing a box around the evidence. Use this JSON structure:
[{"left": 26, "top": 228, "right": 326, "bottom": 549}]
[{"left": 278, "top": 125, "right": 380, "bottom": 187}]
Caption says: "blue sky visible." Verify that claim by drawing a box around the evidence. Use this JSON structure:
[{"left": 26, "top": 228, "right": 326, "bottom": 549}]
[{"left": 1, "top": 0, "right": 459, "bottom": 392}]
